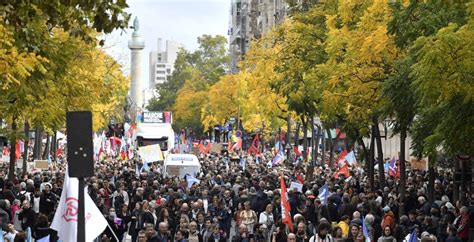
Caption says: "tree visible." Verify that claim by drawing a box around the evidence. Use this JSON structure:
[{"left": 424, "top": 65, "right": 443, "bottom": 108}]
[
  {"left": 173, "top": 71, "right": 208, "bottom": 134},
  {"left": 387, "top": 0, "right": 470, "bottom": 211},
  {"left": 158, "top": 35, "right": 229, "bottom": 135},
  {"left": 0, "top": 0, "right": 130, "bottom": 180},
  {"left": 411, "top": 17, "right": 474, "bottom": 157},
  {"left": 201, "top": 74, "right": 240, "bottom": 131},
  {"left": 237, "top": 30, "right": 289, "bottom": 132},
  {"left": 321, "top": 0, "right": 401, "bottom": 188}
]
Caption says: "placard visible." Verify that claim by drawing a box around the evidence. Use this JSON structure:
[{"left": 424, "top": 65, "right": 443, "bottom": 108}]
[
  {"left": 290, "top": 182, "right": 303, "bottom": 193},
  {"left": 138, "top": 144, "right": 164, "bottom": 163},
  {"left": 34, "top": 160, "right": 49, "bottom": 170},
  {"left": 142, "top": 112, "right": 172, "bottom": 123}
]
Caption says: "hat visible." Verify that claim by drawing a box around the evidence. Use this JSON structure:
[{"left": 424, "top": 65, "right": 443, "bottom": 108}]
[
  {"left": 305, "top": 190, "right": 313, "bottom": 196},
  {"left": 421, "top": 232, "right": 430, "bottom": 237},
  {"left": 445, "top": 202, "right": 455, "bottom": 211},
  {"left": 383, "top": 206, "right": 391, "bottom": 213},
  {"left": 249, "top": 187, "right": 257, "bottom": 195},
  {"left": 265, "top": 191, "right": 274, "bottom": 197}
]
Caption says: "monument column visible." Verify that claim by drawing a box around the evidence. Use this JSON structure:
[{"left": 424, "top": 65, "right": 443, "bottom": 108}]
[{"left": 128, "top": 17, "right": 145, "bottom": 111}]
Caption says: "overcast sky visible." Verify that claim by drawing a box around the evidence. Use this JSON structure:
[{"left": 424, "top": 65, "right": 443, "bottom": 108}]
[{"left": 104, "top": 0, "right": 230, "bottom": 89}]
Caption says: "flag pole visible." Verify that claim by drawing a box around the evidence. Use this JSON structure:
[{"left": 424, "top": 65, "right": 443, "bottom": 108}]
[
  {"left": 106, "top": 222, "right": 120, "bottom": 242},
  {"left": 78, "top": 177, "right": 86, "bottom": 242}
]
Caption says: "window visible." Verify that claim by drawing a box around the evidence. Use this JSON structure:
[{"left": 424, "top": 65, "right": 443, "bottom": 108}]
[
  {"left": 157, "top": 64, "right": 166, "bottom": 68},
  {"left": 156, "top": 71, "right": 166, "bottom": 74},
  {"left": 166, "top": 69, "right": 171, "bottom": 74}
]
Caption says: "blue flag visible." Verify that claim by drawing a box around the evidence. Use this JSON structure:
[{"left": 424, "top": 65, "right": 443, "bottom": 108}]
[
  {"left": 140, "top": 161, "right": 150, "bottom": 172},
  {"left": 362, "top": 216, "right": 370, "bottom": 242},
  {"left": 408, "top": 228, "right": 417, "bottom": 242},
  {"left": 26, "top": 227, "right": 32, "bottom": 242},
  {"left": 185, "top": 174, "right": 200, "bottom": 188},
  {"left": 135, "top": 164, "right": 140, "bottom": 176},
  {"left": 272, "top": 149, "right": 285, "bottom": 165},
  {"left": 37, "top": 235, "right": 50, "bottom": 242},
  {"left": 318, "top": 185, "right": 329, "bottom": 205},
  {"left": 0, "top": 228, "right": 4, "bottom": 242}
]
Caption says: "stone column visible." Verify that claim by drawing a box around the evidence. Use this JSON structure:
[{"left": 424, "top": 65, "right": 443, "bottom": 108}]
[{"left": 128, "top": 17, "right": 145, "bottom": 110}]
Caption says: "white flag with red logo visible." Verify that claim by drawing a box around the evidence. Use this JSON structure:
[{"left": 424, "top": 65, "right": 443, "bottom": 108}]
[{"left": 51, "top": 171, "right": 107, "bottom": 242}]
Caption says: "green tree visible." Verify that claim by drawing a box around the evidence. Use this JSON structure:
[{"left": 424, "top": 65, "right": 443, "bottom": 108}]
[{"left": 386, "top": 0, "right": 469, "bottom": 212}]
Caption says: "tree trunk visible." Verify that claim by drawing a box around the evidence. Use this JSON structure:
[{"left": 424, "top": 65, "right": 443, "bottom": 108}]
[
  {"left": 373, "top": 117, "right": 385, "bottom": 188},
  {"left": 399, "top": 128, "right": 407, "bottom": 216},
  {"left": 427, "top": 154, "right": 435, "bottom": 204},
  {"left": 302, "top": 117, "right": 308, "bottom": 162},
  {"left": 453, "top": 157, "right": 460, "bottom": 202},
  {"left": 321, "top": 128, "right": 326, "bottom": 166},
  {"left": 22, "top": 120, "right": 29, "bottom": 176},
  {"left": 52, "top": 131, "right": 57, "bottom": 160},
  {"left": 326, "top": 127, "right": 334, "bottom": 168},
  {"left": 294, "top": 122, "right": 300, "bottom": 148},
  {"left": 33, "top": 128, "right": 42, "bottom": 159},
  {"left": 327, "top": 128, "right": 341, "bottom": 168},
  {"left": 8, "top": 116, "right": 17, "bottom": 181},
  {"left": 42, "top": 134, "right": 50, "bottom": 159},
  {"left": 357, "top": 136, "right": 369, "bottom": 167},
  {"left": 286, "top": 115, "right": 291, "bottom": 161},
  {"left": 369, "top": 131, "right": 375, "bottom": 192}
]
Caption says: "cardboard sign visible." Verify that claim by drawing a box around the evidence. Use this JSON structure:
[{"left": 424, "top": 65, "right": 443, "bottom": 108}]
[
  {"left": 138, "top": 144, "right": 164, "bottom": 163},
  {"left": 34, "top": 160, "right": 49, "bottom": 170},
  {"left": 290, "top": 182, "right": 303, "bottom": 193},
  {"left": 410, "top": 158, "right": 428, "bottom": 171},
  {"left": 210, "top": 143, "right": 222, "bottom": 154}
]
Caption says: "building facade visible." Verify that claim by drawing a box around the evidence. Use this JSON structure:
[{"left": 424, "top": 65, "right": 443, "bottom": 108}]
[
  {"left": 144, "top": 38, "right": 184, "bottom": 108},
  {"left": 228, "top": 0, "right": 287, "bottom": 73}
]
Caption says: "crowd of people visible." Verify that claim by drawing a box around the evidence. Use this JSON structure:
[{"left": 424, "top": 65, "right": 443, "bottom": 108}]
[{"left": 0, "top": 147, "right": 472, "bottom": 242}]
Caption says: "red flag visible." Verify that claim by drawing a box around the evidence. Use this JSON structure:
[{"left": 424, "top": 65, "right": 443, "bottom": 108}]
[
  {"left": 337, "top": 150, "right": 348, "bottom": 163},
  {"left": 205, "top": 142, "right": 212, "bottom": 154},
  {"left": 396, "top": 160, "right": 400, "bottom": 178},
  {"left": 109, "top": 136, "right": 121, "bottom": 150},
  {"left": 296, "top": 174, "right": 305, "bottom": 184},
  {"left": 293, "top": 147, "right": 301, "bottom": 157},
  {"left": 229, "top": 139, "right": 242, "bottom": 151},
  {"left": 334, "top": 164, "right": 350, "bottom": 178},
  {"left": 280, "top": 176, "right": 294, "bottom": 232},
  {"left": 56, "top": 148, "right": 63, "bottom": 157},
  {"left": 15, "top": 140, "right": 21, "bottom": 160},
  {"left": 248, "top": 134, "right": 260, "bottom": 155}
]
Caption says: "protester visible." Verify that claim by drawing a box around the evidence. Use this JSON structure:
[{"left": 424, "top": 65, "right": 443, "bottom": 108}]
[{"left": 0, "top": 137, "right": 471, "bottom": 242}]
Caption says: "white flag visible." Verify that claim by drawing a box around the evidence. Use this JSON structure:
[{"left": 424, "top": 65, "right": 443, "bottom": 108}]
[{"left": 51, "top": 171, "right": 107, "bottom": 242}]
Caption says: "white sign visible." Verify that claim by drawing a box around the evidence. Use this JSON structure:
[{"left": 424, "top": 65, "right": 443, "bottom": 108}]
[
  {"left": 142, "top": 112, "right": 172, "bottom": 123},
  {"left": 143, "top": 112, "right": 165, "bottom": 123},
  {"left": 138, "top": 144, "right": 164, "bottom": 163},
  {"left": 290, "top": 182, "right": 303, "bottom": 193}
]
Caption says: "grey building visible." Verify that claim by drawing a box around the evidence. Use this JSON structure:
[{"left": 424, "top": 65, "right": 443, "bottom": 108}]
[{"left": 228, "top": 0, "right": 287, "bottom": 73}]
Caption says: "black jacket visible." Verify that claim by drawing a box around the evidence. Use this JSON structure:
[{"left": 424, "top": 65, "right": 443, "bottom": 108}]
[
  {"left": 39, "top": 192, "right": 57, "bottom": 215},
  {"left": 19, "top": 207, "right": 37, "bottom": 230}
]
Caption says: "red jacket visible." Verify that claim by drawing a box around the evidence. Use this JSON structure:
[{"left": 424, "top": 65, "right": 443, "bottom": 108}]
[{"left": 457, "top": 213, "right": 469, "bottom": 239}]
